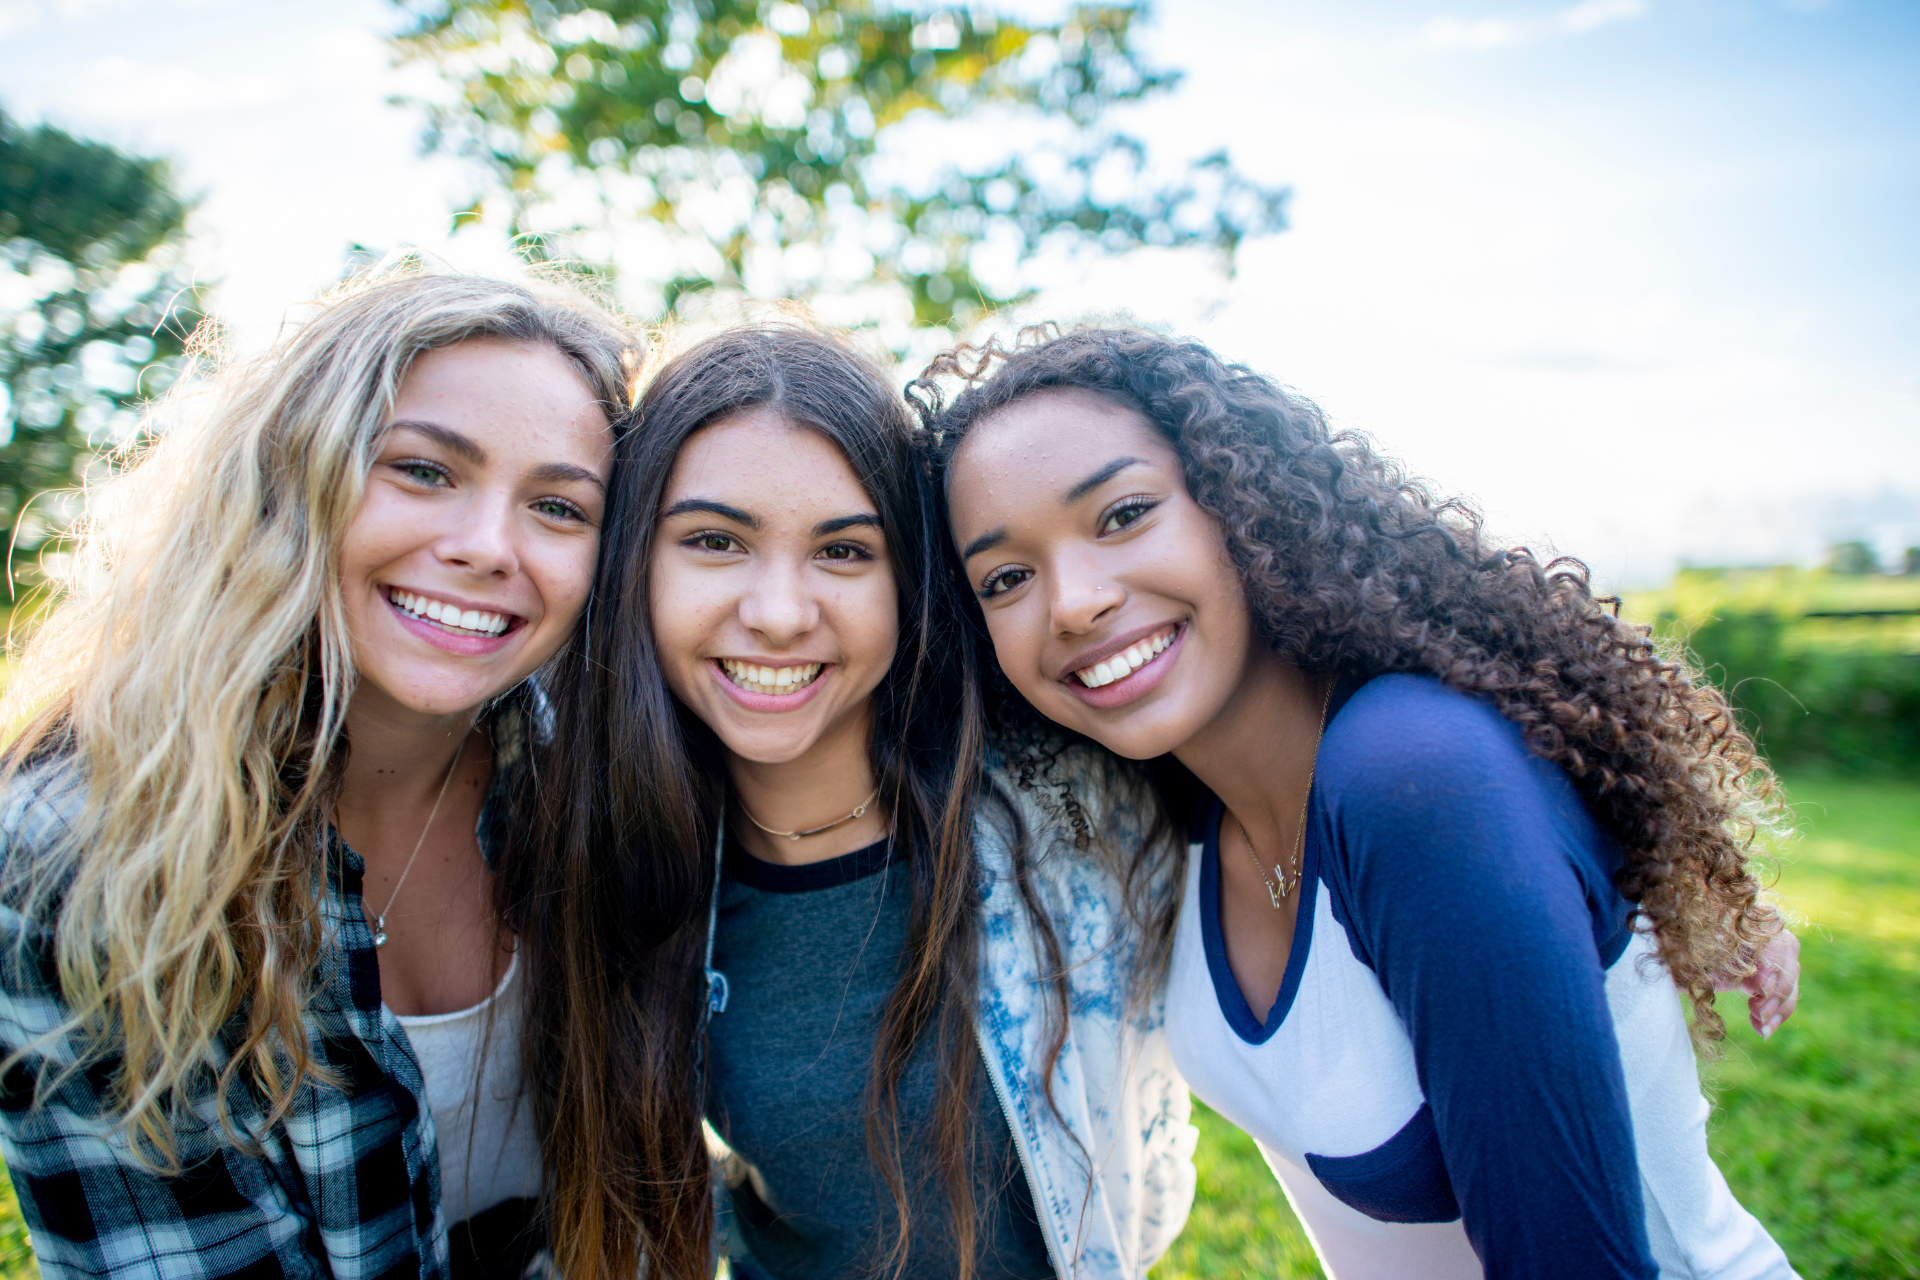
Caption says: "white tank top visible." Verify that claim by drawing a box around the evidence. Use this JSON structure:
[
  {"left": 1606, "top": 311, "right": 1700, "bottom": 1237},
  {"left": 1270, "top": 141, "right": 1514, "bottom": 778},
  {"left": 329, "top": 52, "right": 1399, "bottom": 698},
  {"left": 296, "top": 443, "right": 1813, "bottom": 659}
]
[{"left": 394, "top": 951, "right": 543, "bottom": 1225}]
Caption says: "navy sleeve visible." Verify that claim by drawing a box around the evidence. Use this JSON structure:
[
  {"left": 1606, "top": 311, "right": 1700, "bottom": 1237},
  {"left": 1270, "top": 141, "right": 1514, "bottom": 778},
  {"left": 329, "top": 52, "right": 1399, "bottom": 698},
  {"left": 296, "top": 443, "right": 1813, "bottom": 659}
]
[{"left": 1314, "top": 675, "right": 1656, "bottom": 1280}]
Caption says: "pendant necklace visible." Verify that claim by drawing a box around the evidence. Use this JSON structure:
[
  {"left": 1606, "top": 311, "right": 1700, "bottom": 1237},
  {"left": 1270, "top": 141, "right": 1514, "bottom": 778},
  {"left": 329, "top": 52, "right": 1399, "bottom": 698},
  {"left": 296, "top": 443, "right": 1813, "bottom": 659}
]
[
  {"left": 370, "top": 733, "right": 467, "bottom": 948},
  {"left": 740, "top": 785, "right": 881, "bottom": 841},
  {"left": 1233, "top": 678, "right": 1336, "bottom": 910}
]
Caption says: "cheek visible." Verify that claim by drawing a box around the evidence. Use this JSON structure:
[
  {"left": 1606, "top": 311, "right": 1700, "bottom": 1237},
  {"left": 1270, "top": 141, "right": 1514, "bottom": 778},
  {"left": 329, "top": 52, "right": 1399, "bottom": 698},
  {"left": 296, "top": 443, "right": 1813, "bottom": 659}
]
[
  {"left": 538, "top": 536, "right": 601, "bottom": 619},
  {"left": 981, "top": 607, "right": 1048, "bottom": 697},
  {"left": 644, "top": 556, "right": 700, "bottom": 661},
  {"left": 337, "top": 493, "right": 408, "bottom": 588},
  {"left": 848, "top": 570, "right": 900, "bottom": 671}
]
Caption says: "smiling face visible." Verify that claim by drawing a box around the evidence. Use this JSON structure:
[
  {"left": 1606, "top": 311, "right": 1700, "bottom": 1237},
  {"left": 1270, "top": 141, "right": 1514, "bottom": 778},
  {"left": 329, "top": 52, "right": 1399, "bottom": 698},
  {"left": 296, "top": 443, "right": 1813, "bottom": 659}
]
[
  {"left": 946, "top": 387, "right": 1259, "bottom": 760},
  {"left": 338, "top": 337, "right": 613, "bottom": 723},
  {"left": 647, "top": 408, "right": 899, "bottom": 767}
]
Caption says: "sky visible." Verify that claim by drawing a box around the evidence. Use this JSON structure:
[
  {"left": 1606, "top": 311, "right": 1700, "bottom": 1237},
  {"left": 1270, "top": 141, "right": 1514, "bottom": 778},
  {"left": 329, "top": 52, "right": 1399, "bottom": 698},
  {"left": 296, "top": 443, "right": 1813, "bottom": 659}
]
[{"left": 1, "top": 0, "right": 1914, "bottom": 588}]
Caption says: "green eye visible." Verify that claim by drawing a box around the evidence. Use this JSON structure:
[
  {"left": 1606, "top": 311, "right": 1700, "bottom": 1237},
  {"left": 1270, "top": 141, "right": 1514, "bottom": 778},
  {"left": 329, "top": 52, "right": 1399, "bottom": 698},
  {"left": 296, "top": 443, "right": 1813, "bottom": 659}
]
[
  {"left": 398, "top": 460, "right": 449, "bottom": 486},
  {"left": 533, "top": 497, "right": 586, "bottom": 522}
]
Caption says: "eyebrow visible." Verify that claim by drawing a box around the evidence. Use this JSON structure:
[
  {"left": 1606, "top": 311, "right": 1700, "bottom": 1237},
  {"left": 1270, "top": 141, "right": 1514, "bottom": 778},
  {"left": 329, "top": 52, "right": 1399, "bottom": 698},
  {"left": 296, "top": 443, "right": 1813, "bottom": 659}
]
[
  {"left": 815, "top": 513, "right": 883, "bottom": 537},
  {"left": 1065, "top": 456, "right": 1149, "bottom": 503},
  {"left": 387, "top": 419, "right": 486, "bottom": 465},
  {"left": 662, "top": 498, "right": 758, "bottom": 528},
  {"left": 962, "top": 527, "right": 1007, "bottom": 561},
  {"left": 530, "top": 462, "right": 606, "bottom": 492}
]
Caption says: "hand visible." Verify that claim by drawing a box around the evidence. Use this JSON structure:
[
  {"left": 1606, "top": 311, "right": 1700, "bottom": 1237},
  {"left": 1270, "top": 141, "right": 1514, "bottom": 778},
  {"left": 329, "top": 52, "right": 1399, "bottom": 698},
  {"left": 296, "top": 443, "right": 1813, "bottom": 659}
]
[{"left": 1718, "top": 927, "right": 1800, "bottom": 1039}]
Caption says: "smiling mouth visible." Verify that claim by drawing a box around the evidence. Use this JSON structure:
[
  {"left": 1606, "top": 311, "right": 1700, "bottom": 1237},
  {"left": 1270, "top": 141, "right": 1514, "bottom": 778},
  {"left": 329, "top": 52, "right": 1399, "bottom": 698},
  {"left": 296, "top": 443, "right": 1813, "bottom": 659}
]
[
  {"left": 719, "top": 659, "right": 825, "bottom": 696},
  {"left": 1071, "top": 625, "right": 1179, "bottom": 688},
  {"left": 387, "top": 587, "right": 515, "bottom": 638}
]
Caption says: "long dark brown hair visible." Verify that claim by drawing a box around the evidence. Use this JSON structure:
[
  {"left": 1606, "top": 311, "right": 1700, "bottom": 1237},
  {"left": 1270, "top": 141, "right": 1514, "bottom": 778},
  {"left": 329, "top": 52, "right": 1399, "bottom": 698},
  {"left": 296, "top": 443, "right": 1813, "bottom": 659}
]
[
  {"left": 508, "top": 324, "right": 993, "bottom": 1279},
  {"left": 910, "top": 325, "right": 1784, "bottom": 1042}
]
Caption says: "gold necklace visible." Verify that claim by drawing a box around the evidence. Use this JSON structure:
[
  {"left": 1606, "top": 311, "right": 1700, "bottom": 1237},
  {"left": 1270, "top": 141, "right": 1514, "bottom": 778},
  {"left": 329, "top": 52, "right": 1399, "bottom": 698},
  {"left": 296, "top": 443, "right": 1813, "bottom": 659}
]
[
  {"left": 740, "top": 785, "right": 882, "bottom": 842},
  {"left": 370, "top": 733, "right": 467, "bottom": 948},
  {"left": 1232, "top": 678, "right": 1335, "bottom": 911}
]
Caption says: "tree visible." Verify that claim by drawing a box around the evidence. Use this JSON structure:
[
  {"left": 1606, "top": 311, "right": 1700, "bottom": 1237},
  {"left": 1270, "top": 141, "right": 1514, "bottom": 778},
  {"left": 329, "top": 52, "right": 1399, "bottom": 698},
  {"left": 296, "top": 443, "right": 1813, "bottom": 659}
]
[
  {"left": 0, "top": 110, "right": 202, "bottom": 578},
  {"left": 1826, "top": 541, "right": 1879, "bottom": 576},
  {"left": 393, "top": 0, "right": 1286, "bottom": 332}
]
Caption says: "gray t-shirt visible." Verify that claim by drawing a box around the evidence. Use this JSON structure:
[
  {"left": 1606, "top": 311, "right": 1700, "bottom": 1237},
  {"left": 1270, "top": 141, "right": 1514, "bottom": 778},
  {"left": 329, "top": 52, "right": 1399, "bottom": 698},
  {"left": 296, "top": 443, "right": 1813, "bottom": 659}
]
[{"left": 707, "top": 836, "right": 1056, "bottom": 1280}]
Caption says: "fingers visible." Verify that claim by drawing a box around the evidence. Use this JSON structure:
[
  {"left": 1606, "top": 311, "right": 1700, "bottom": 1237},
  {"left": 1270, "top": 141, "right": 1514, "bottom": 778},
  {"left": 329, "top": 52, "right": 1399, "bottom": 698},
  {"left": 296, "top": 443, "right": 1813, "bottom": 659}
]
[{"left": 1747, "top": 929, "right": 1802, "bottom": 1039}]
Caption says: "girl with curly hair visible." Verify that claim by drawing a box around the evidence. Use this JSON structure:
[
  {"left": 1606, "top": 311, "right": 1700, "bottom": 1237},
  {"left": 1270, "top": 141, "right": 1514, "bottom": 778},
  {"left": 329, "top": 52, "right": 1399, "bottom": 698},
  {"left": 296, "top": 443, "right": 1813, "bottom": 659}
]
[{"left": 919, "top": 326, "right": 1800, "bottom": 1279}]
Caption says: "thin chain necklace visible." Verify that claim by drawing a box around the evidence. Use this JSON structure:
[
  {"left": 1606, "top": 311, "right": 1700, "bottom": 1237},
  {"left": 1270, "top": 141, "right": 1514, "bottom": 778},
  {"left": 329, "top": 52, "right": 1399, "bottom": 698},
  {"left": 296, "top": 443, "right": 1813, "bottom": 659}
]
[
  {"left": 1231, "top": 677, "right": 1336, "bottom": 911},
  {"left": 739, "top": 785, "right": 881, "bottom": 842},
  {"left": 370, "top": 733, "right": 467, "bottom": 948}
]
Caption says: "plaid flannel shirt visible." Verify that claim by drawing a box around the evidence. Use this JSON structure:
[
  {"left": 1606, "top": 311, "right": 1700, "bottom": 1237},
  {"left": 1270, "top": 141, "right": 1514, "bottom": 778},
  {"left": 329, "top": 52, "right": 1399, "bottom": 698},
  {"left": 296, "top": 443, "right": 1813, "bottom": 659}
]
[{"left": 0, "top": 705, "right": 530, "bottom": 1280}]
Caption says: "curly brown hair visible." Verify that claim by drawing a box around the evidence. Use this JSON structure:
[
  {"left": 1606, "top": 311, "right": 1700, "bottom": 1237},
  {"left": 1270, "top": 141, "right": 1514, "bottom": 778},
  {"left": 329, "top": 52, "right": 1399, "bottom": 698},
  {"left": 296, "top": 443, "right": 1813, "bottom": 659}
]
[{"left": 909, "top": 324, "right": 1783, "bottom": 1041}]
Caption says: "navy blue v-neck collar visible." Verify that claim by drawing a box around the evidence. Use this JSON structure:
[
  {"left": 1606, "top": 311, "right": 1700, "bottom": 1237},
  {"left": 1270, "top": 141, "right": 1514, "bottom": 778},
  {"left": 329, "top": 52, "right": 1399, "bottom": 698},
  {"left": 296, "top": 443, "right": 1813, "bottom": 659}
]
[
  {"left": 1195, "top": 670, "right": 1367, "bottom": 1045},
  {"left": 1198, "top": 793, "right": 1322, "bottom": 1045}
]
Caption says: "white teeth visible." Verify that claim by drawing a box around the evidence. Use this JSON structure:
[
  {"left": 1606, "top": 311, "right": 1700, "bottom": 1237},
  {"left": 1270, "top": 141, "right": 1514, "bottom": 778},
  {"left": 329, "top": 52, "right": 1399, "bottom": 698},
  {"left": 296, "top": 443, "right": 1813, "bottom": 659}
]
[
  {"left": 720, "top": 659, "right": 824, "bottom": 696},
  {"left": 390, "top": 589, "right": 511, "bottom": 637},
  {"left": 1075, "top": 627, "right": 1178, "bottom": 688}
]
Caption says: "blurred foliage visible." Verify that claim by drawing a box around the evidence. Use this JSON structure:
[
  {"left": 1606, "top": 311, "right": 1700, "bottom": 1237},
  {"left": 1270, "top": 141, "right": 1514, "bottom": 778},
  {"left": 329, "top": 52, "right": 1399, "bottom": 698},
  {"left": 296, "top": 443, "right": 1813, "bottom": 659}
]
[
  {"left": 392, "top": 0, "right": 1288, "bottom": 329},
  {"left": 1706, "top": 773, "right": 1920, "bottom": 1279},
  {"left": 0, "top": 110, "right": 202, "bottom": 580},
  {"left": 1624, "top": 565, "right": 1920, "bottom": 775},
  {"left": 1155, "top": 1100, "right": 1324, "bottom": 1278}
]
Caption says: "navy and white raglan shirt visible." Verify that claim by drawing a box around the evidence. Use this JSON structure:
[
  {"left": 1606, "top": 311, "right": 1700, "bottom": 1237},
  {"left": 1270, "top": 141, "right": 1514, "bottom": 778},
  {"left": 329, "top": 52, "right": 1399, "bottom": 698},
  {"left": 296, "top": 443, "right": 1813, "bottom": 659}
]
[{"left": 1166, "top": 674, "right": 1797, "bottom": 1280}]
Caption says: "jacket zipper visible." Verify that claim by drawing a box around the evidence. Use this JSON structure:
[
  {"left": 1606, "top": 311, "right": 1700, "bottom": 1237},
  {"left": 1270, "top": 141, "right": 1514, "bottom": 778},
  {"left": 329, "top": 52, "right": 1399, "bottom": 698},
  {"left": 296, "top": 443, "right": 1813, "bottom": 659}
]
[{"left": 973, "top": 1015, "right": 1075, "bottom": 1280}]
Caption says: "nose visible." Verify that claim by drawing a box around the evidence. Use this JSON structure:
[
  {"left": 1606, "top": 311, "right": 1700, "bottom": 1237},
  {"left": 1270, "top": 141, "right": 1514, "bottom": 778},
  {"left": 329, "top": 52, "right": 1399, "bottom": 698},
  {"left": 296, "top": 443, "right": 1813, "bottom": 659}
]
[
  {"left": 737, "top": 556, "right": 820, "bottom": 647},
  {"left": 1047, "top": 549, "right": 1124, "bottom": 638},
  {"left": 434, "top": 488, "right": 521, "bottom": 580}
]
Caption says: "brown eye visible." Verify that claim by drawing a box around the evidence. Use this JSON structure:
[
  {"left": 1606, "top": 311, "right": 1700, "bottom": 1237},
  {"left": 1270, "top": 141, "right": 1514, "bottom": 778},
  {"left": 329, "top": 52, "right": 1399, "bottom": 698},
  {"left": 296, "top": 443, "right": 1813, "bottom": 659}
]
[
  {"left": 980, "top": 566, "right": 1032, "bottom": 598},
  {"left": 1099, "top": 497, "right": 1157, "bottom": 535}
]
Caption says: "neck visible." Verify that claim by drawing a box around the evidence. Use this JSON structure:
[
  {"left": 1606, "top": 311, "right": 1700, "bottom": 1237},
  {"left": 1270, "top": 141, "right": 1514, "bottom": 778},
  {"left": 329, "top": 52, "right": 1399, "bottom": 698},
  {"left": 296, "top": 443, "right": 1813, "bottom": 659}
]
[
  {"left": 1172, "top": 647, "right": 1327, "bottom": 859},
  {"left": 729, "top": 707, "right": 885, "bottom": 867},
  {"left": 337, "top": 688, "right": 483, "bottom": 824}
]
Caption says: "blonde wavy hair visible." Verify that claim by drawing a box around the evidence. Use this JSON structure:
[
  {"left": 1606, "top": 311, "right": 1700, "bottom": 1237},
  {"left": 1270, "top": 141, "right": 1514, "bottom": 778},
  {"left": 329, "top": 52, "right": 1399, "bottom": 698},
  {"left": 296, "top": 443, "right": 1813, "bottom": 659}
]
[{"left": 0, "top": 267, "right": 641, "bottom": 1169}]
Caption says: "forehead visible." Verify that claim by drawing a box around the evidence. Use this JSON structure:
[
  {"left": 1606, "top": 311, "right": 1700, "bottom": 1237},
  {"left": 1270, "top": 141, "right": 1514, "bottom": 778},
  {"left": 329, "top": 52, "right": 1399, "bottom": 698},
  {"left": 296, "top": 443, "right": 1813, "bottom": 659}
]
[
  {"left": 666, "top": 407, "right": 872, "bottom": 507},
  {"left": 390, "top": 338, "right": 611, "bottom": 461},
  {"left": 950, "top": 387, "right": 1171, "bottom": 494}
]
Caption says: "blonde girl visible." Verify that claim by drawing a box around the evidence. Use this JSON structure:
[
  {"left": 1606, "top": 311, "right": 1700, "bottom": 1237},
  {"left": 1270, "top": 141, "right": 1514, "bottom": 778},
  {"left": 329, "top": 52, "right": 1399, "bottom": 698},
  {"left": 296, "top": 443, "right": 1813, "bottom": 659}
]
[{"left": 0, "top": 271, "right": 636, "bottom": 1279}]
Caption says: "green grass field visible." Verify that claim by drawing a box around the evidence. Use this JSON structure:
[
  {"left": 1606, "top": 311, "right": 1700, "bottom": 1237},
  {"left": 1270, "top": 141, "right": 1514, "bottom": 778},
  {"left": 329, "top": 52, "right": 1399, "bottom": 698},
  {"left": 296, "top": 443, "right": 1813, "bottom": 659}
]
[{"left": 0, "top": 774, "right": 1912, "bottom": 1279}]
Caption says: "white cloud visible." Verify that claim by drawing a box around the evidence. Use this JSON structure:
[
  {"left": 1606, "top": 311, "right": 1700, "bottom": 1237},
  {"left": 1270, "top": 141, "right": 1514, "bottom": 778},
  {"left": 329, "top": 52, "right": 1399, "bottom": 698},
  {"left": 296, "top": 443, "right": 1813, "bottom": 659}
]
[
  {"left": 1424, "top": 0, "right": 1649, "bottom": 50},
  {"left": 0, "top": 0, "right": 39, "bottom": 37},
  {"left": 1558, "top": 0, "right": 1649, "bottom": 35},
  {"left": 62, "top": 55, "right": 281, "bottom": 118}
]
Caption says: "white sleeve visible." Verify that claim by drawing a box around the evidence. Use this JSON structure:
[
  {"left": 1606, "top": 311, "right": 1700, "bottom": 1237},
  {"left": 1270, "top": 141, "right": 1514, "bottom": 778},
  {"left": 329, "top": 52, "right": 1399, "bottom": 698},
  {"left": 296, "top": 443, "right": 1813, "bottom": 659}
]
[{"left": 1606, "top": 931, "right": 1800, "bottom": 1280}]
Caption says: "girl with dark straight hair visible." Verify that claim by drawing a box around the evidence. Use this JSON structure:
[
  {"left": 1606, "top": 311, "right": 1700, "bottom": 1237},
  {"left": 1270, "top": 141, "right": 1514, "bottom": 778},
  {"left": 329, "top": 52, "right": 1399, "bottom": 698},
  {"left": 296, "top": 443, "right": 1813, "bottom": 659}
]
[
  {"left": 922, "top": 325, "right": 1802, "bottom": 1280},
  {"left": 511, "top": 323, "right": 1195, "bottom": 1280}
]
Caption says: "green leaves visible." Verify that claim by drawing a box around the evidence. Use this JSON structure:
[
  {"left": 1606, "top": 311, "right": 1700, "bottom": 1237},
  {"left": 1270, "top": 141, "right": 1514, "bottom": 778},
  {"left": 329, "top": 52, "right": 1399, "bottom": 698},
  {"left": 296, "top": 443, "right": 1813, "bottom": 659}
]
[
  {"left": 394, "top": 0, "right": 1287, "bottom": 330},
  {"left": 0, "top": 111, "right": 203, "bottom": 579}
]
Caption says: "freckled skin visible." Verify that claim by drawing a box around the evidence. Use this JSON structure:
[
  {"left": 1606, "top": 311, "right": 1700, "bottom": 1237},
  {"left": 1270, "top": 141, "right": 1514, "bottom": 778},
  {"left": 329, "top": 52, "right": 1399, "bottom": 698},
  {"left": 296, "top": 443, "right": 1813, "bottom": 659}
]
[
  {"left": 339, "top": 339, "right": 613, "bottom": 722},
  {"left": 335, "top": 337, "right": 615, "bottom": 1017}
]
